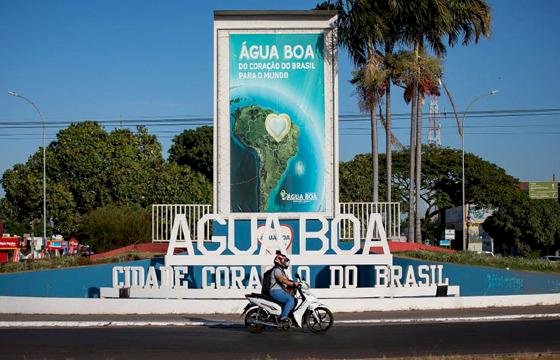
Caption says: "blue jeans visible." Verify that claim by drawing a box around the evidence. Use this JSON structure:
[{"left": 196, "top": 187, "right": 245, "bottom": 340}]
[{"left": 270, "top": 288, "right": 295, "bottom": 319}]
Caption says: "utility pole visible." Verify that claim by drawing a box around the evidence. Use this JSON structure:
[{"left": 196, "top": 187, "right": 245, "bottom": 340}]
[{"left": 8, "top": 91, "right": 47, "bottom": 246}]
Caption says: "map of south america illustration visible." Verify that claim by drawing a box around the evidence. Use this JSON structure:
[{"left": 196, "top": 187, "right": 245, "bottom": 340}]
[{"left": 232, "top": 105, "right": 300, "bottom": 211}]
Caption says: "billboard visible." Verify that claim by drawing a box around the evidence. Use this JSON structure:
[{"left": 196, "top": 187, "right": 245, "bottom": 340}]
[
  {"left": 229, "top": 33, "right": 325, "bottom": 213},
  {"left": 214, "top": 11, "right": 338, "bottom": 218}
]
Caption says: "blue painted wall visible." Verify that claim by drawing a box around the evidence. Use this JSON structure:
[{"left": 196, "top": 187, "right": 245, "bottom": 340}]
[
  {"left": 0, "top": 258, "right": 163, "bottom": 298},
  {"left": 1, "top": 256, "right": 559, "bottom": 298},
  {"left": 395, "top": 258, "right": 560, "bottom": 296}
]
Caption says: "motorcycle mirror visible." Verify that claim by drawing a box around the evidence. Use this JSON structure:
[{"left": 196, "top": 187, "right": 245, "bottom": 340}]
[{"left": 295, "top": 273, "right": 301, "bottom": 280}]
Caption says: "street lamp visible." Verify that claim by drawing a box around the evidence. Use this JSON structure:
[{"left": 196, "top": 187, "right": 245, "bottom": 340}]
[
  {"left": 461, "top": 90, "right": 498, "bottom": 250},
  {"left": 8, "top": 91, "right": 47, "bottom": 246}
]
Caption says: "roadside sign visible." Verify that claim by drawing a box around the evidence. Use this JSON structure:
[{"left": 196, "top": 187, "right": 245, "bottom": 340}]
[
  {"left": 439, "top": 239, "right": 451, "bottom": 247},
  {"left": 529, "top": 182, "right": 558, "bottom": 199},
  {"left": 440, "top": 230, "right": 454, "bottom": 247},
  {"left": 445, "top": 229, "right": 455, "bottom": 240}
]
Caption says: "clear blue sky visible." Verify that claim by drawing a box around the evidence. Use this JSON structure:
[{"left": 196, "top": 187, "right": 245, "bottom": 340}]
[{"left": 1, "top": 0, "right": 559, "bottom": 198}]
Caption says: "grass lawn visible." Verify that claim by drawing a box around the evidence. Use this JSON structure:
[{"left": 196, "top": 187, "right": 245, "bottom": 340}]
[
  {"left": 0, "top": 252, "right": 161, "bottom": 273},
  {"left": 399, "top": 250, "right": 560, "bottom": 274}
]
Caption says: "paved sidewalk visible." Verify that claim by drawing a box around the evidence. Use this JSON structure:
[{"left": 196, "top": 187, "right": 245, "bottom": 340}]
[{"left": 1, "top": 305, "right": 560, "bottom": 327}]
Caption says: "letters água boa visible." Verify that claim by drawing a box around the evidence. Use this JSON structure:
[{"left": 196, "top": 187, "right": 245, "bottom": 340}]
[{"left": 239, "top": 42, "right": 316, "bottom": 61}]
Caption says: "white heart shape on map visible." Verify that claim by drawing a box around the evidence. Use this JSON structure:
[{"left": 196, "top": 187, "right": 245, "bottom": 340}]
[{"left": 265, "top": 113, "right": 291, "bottom": 142}]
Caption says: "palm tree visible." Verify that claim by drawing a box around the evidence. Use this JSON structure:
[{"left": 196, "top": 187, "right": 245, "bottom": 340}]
[
  {"left": 319, "top": 0, "right": 491, "bottom": 243},
  {"left": 392, "top": 50, "right": 442, "bottom": 242},
  {"left": 396, "top": 0, "right": 491, "bottom": 242},
  {"left": 350, "top": 56, "right": 388, "bottom": 202},
  {"left": 379, "top": 3, "right": 402, "bottom": 205},
  {"left": 318, "top": 0, "right": 388, "bottom": 203}
]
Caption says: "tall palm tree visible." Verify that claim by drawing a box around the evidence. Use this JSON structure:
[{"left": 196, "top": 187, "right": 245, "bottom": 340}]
[
  {"left": 317, "top": 0, "right": 388, "bottom": 203},
  {"left": 379, "top": 2, "right": 403, "bottom": 205},
  {"left": 350, "top": 55, "right": 388, "bottom": 203},
  {"left": 319, "top": 0, "right": 491, "bottom": 243},
  {"left": 396, "top": 0, "right": 491, "bottom": 242},
  {"left": 392, "top": 50, "right": 442, "bottom": 242},
  {"left": 384, "top": 47, "right": 394, "bottom": 203},
  {"left": 353, "top": 0, "right": 402, "bottom": 205}
]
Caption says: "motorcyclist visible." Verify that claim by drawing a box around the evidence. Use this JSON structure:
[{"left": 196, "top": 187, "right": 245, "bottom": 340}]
[{"left": 269, "top": 252, "right": 298, "bottom": 324}]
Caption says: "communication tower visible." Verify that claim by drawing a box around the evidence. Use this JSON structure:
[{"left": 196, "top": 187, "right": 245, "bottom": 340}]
[{"left": 427, "top": 95, "right": 441, "bottom": 146}]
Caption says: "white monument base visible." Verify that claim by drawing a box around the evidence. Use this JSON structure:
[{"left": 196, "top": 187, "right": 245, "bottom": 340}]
[
  {"left": 2, "top": 293, "right": 558, "bottom": 315},
  {"left": 98, "top": 285, "right": 460, "bottom": 299}
]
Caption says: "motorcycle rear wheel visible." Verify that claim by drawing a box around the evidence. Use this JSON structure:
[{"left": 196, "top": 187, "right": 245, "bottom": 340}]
[
  {"left": 305, "top": 307, "right": 333, "bottom": 333},
  {"left": 244, "top": 308, "right": 265, "bottom": 333}
]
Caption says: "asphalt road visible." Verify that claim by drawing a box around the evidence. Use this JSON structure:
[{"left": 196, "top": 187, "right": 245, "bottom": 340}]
[{"left": 2, "top": 318, "right": 559, "bottom": 359}]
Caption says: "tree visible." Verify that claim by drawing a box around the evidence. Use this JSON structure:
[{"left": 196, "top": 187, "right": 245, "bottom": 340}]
[
  {"left": 318, "top": 0, "right": 390, "bottom": 203},
  {"left": 1, "top": 122, "right": 211, "bottom": 237},
  {"left": 396, "top": 0, "right": 492, "bottom": 242},
  {"left": 340, "top": 153, "right": 383, "bottom": 203},
  {"left": 350, "top": 58, "right": 387, "bottom": 202},
  {"left": 0, "top": 198, "right": 27, "bottom": 235},
  {"left": 79, "top": 205, "right": 151, "bottom": 252},
  {"left": 392, "top": 49, "right": 442, "bottom": 242},
  {"left": 320, "top": 1, "right": 491, "bottom": 242},
  {"left": 340, "top": 147, "right": 519, "bottom": 242},
  {"left": 49, "top": 121, "right": 111, "bottom": 213},
  {"left": 169, "top": 126, "right": 213, "bottom": 181},
  {"left": 339, "top": 152, "right": 408, "bottom": 204},
  {"left": 1, "top": 152, "right": 50, "bottom": 233},
  {"left": 484, "top": 195, "right": 560, "bottom": 257},
  {"left": 146, "top": 162, "right": 211, "bottom": 205}
]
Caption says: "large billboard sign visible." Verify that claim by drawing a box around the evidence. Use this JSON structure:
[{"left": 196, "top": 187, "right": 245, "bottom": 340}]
[
  {"left": 229, "top": 33, "right": 326, "bottom": 213},
  {"left": 214, "top": 11, "right": 338, "bottom": 218}
]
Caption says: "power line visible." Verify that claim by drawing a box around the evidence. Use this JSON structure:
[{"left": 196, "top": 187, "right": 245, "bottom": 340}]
[
  {"left": 2, "top": 122, "right": 560, "bottom": 137},
  {"left": 1, "top": 107, "right": 560, "bottom": 126},
  {"left": 3, "top": 120, "right": 559, "bottom": 135},
  {"left": 341, "top": 132, "right": 560, "bottom": 136},
  {"left": 0, "top": 107, "right": 559, "bottom": 141}
]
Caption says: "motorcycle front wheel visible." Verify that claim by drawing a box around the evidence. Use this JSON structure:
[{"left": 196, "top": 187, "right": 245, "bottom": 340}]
[
  {"left": 244, "top": 308, "right": 265, "bottom": 333},
  {"left": 305, "top": 307, "right": 333, "bottom": 333}
]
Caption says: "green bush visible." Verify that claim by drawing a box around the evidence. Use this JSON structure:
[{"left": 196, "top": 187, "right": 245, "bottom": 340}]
[{"left": 79, "top": 205, "right": 151, "bottom": 253}]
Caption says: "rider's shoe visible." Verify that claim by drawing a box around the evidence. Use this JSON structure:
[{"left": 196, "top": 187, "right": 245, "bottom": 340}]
[{"left": 279, "top": 317, "right": 291, "bottom": 330}]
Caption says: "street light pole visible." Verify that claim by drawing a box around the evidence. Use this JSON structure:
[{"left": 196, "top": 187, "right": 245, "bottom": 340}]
[
  {"left": 8, "top": 91, "right": 47, "bottom": 246},
  {"left": 461, "top": 90, "right": 498, "bottom": 250}
]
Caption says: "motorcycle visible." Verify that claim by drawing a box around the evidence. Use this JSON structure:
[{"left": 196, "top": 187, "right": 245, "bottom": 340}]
[{"left": 242, "top": 274, "right": 334, "bottom": 333}]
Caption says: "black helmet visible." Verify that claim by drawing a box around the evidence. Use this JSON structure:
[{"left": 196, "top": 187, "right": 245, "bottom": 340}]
[{"left": 273, "top": 251, "right": 290, "bottom": 269}]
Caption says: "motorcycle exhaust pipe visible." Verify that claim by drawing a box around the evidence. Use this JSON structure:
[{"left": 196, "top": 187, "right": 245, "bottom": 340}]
[{"left": 250, "top": 319, "right": 279, "bottom": 327}]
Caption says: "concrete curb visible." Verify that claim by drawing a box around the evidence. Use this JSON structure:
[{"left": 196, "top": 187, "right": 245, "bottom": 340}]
[
  {"left": 1, "top": 313, "right": 560, "bottom": 328},
  {"left": 1, "top": 293, "right": 560, "bottom": 315}
]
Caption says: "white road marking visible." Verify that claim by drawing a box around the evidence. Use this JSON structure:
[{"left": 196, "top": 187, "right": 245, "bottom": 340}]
[
  {"left": 0, "top": 320, "right": 212, "bottom": 327},
  {"left": 1, "top": 313, "right": 559, "bottom": 328},
  {"left": 337, "top": 313, "right": 560, "bottom": 324}
]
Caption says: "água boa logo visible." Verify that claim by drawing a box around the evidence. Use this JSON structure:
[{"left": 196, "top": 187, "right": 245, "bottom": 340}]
[{"left": 280, "top": 189, "right": 318, "bottom": 203}]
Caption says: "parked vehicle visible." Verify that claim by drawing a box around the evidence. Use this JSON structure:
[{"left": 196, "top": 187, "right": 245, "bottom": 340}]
[{"left": 242, "top": 274, "right": 333, "bottom": 333}]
